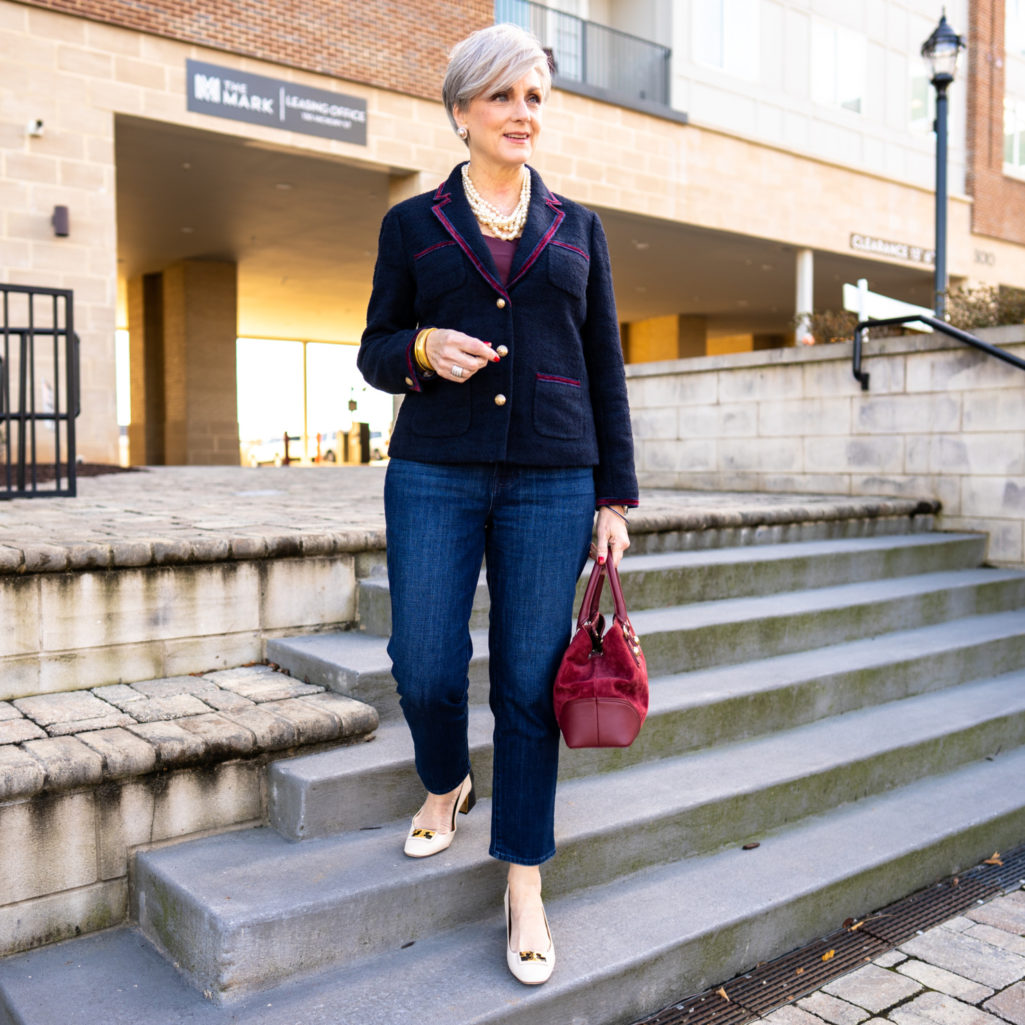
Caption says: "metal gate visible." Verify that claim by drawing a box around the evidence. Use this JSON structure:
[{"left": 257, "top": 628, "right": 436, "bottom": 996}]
[{"left": 1, "top": 285, "right": 80, "bottom": 498}]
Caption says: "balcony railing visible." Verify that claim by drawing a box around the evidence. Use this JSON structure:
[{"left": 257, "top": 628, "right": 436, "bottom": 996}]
[{"left": 495, "top": 0, "right": 670, "bottom": 108}]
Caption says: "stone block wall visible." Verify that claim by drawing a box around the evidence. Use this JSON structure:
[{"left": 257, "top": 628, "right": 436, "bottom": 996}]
[
  {"left": 627, "top": 326, "right": 1025, "bottom": 566},
  {"left": 0, "top": 668, "right": 379, "bottom": 957},
  {"left": 0, "top": 552, "right": 363, "bottom": 701}
]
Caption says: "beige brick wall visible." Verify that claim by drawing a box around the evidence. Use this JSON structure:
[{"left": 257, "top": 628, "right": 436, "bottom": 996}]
[
  {"left": 628, "top": 327, "right": 1025, "bottom": 566},
  {"left": 2, "top": 3, "right": 118, "bottom": 461},
  {"left": 14, "top": 0, "right": 491, "bottom": 104}
]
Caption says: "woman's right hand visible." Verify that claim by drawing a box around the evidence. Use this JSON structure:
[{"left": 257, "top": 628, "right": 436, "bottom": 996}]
[{"left": 426, "top": 329, "right": 500, "bottom": 383}]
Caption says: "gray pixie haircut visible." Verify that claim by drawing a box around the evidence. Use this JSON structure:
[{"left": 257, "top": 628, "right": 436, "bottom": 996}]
[{"left": 442, "top": 23, "right": 552, "bottom": 139}]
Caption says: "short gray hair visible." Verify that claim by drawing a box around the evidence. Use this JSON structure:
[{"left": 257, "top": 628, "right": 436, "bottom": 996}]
[{"left": 442, "top": 24, "right": 552, "bottom": 138}]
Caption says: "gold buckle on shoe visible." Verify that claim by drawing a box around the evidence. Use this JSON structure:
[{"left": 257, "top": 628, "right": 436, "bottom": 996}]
[
  {"left": 519, "top": 951, "right": 548, "bottom": 962},
  {"left": 411, "top": 828, "right": 436, "bottom": 840}
]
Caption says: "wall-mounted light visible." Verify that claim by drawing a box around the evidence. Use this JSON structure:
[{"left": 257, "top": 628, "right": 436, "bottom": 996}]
[
  {"left": 26, "top": 119, "right": 44, "bottom": 137},
  {"left": 51, "top": 205, "right": 69, "bottom": 237}
]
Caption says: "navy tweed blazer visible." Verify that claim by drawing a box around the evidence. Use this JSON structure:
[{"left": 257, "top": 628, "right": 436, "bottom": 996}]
[{"left": 358, "top": 163, "right": 638, "bottom": 508}]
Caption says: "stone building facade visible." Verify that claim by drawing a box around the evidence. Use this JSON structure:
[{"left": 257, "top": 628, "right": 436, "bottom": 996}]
[{"left": 1, "top": 0, "right": 1023, "bottom": 468}]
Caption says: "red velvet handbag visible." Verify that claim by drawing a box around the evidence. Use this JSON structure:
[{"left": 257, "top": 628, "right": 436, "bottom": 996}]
[{"left": 553, "top": 558, "right": 648, "bottom": 748}]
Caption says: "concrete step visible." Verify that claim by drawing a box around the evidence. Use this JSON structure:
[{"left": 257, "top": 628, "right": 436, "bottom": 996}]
[
  {"left": 356, "top": 533, "right": 988, "bottom": 637},
  {"left": 4, "top": 744, "right": 1025, "bottom": 1025},
  {"left": 635, "top": 566, "right": 1025, "bottom": 677},
  {"left": 268, "top": 609, "right": 1025, "bottom": 840},
  {"left": 268, "top": 566, "right": 1025, "bottom": 717},
  {"left": 131, "top": 672, "right": 1025, "bottom": 1002}
]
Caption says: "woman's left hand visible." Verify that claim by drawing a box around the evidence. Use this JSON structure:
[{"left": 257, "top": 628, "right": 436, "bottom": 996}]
[{"left": 591, "top": 506, "right": 630, "bottom": 569}]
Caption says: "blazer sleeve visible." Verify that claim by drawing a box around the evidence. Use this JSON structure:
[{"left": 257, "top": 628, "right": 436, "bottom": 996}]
[
  {"left": 582, "top": 213, "right": 639, "bottom": 507},
  {"left": 358, "top": 207, "right": 432, "bottom": 395}
]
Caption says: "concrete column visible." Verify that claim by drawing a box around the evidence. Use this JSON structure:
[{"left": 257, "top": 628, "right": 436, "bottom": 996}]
[
  {"left": 795, "top": 248, "right": 814, "bottom": 344},
  {"left": 161, "top": 260, "right": 240, "bottom": 465},
  {"left": 126, "top": 273, "right": 165, "bottom": 466}
]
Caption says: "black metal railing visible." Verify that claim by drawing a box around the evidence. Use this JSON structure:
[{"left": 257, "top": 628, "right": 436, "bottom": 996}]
[
  {"left": 852, "top": 315, "right": 1025, "bottom": 390},
  {"left": 495, "top": 0, "right": 671, "bottom": 107},
  {"left": 1, "top": 285, "right": 80, "bottom": 498}
]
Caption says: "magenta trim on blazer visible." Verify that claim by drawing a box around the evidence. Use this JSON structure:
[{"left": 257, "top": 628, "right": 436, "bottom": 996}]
[
  {"left": 550, "top": 239, "right": 589, "bottom": 260},
  {"left": 414, "top": 240, "right": 457, "bottom": 260},
  {"left": 508, "top": 196, "right": 564, "bottom": 288},
  {"left": 432, "top": 197, "right": 510, "bottom": 300}
]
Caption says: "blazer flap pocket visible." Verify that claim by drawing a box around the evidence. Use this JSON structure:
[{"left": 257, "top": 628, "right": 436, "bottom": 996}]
[
  {"left": 415, "top": 241, "right": 467, "bottom": 301},
  {"left": 547, "top": 242, "right": 589, "bottom": 299},
  {"left": 534, "top": 372, "right": 586, "bottom": 440}
]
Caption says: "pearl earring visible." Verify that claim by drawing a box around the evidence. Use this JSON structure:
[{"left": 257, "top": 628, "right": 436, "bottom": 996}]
[{"left": 457, "top": 126, "right": 468, "bottom": 139}]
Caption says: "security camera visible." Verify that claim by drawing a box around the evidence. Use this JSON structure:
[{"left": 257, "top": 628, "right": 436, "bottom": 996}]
[{"left": 27, "top": 119, "right": 44, "bottom": 137}]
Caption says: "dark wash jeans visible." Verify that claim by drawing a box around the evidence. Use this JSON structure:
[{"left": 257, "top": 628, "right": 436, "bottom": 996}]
[{"left": 384, "top": 458, "right": 595, "bottom": 865}]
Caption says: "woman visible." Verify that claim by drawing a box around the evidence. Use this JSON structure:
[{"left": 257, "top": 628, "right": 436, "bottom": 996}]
[{"left": 357, "top": 22, "right": 637, "bottom": 985}]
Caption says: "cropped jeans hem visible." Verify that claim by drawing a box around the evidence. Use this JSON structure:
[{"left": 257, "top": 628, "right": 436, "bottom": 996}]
[{"left": 489, "top": 844, "right": 557, "bottom": 867}]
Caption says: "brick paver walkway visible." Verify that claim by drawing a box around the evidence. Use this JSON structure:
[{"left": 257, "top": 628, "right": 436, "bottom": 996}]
[{"left": 766, "top": 891, "right": 1025, "bottom": 1025}]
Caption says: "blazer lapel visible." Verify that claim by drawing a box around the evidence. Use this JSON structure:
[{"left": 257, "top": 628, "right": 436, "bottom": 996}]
[
  {"left": 430, "top": 165, "right": 507, "bottom": 298},
  {"left": 508, "top": 167, "right": 564, "bottom": 289}
]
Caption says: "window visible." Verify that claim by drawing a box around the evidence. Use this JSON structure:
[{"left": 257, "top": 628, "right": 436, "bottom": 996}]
[
  {"left": 693, "top": 0, "right": 760, "bottom": 80},
  {"left": 811, "top": 21, "right": 865, "bottom": 113},
  {"left": 1008, "top": 0, "right": 1025, "bottom": 57},
  {"left": 494, "top": 0, "right": 585, "bottom": 81},
  {"left": 1005, "top": 97, "right": 1025, "bottom": 177}
]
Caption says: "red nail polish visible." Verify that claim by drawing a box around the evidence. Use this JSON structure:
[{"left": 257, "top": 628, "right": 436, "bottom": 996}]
[{"left": 598, "top": 556, "right": 606, "bottom": 565}]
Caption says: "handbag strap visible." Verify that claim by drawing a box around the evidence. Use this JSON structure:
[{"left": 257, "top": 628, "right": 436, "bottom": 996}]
[
  {"left": 577, "top": 558, "right": 631, "bottom": 628},
  {"left": 577, "top": 560, "right": 606, "bottom": 630},
  {"left": 605, "top": 558, "right": 629, "bottom": 623},
  {"left": 606, "top": 557, "right": 643, "bottom": 664}
]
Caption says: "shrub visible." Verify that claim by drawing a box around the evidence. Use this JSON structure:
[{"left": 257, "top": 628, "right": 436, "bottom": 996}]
[{"left": 945, "top": 284, "right": 1025, "bottom": 330}]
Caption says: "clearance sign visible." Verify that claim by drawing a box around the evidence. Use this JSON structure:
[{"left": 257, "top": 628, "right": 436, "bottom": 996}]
[{"left": 186, "top": 60, "right": 367, "bottom": 145}]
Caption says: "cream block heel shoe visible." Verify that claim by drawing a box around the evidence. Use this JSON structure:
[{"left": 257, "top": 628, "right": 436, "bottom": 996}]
[
  {"left": 505, "top": 886, "right": 555, "bottom": 985},
  {"left": 403, "top": 772, "right": 475, "bottom": 858}
]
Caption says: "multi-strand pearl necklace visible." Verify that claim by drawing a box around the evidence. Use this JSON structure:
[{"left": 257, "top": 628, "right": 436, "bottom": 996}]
[{"left": 461, "top": 164, "right": 530, "bottom": 241}]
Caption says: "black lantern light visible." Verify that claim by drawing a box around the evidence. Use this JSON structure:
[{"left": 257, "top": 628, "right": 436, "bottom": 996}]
[{"left": 921, "top": 10, "right": 966, "bottom": 318}]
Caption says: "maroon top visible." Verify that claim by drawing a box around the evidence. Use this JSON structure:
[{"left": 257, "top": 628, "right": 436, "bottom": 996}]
[{"left": 484, "top": 235, "right": 517, "bottom": 285}]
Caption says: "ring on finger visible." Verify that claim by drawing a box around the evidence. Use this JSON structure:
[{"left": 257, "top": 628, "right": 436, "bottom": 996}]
[{"left": 451, "top": 364, "right": 464, "bottom": 378}]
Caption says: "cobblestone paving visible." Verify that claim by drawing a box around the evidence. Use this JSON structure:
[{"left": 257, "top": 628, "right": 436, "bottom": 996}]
[
  {"left": 3, "top": 666, "right": 323, "bottom": 741},
  {"left": 0, "top": 464, "right": 936, "bottom": 573},
  {"left": 765, "top": 891, "right": 1025, "bottom": 1025},
  {"left": 0, "top": 665, "right": 378, "bottom": 801}
]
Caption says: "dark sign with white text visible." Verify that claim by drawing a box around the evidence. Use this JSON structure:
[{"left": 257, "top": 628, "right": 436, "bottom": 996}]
[{"left": 186, "top": 60, "right": 367, "bottom": 145}]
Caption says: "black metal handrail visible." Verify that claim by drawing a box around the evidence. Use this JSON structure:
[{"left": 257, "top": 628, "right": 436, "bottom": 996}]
[
  {"left": 852, "top": 315, "right": 1025, "bottom": 390},
  {"left": 1, "top": 284, "right": 80, "bottom": 498},
  {"left": 495, "top": 0, "right": 671, "bottom": 107}
]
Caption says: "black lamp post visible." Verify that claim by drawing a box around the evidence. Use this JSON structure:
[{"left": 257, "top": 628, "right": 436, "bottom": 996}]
[{"left": 921, "top": 10, "right": 965, "bottom": 319}]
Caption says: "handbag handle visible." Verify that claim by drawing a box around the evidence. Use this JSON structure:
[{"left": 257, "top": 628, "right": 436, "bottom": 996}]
[
  {"left": 576, "top": 557, "right": 630, "bottom": 630},
  {"left": 577, "top": 559, "right": 607, "bottom": 630},
  {"left": 605, "top": 557, "right": 630, "bottom": 624}
]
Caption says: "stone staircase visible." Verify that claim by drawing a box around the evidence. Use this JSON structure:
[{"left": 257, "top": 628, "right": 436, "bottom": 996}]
[{"left": 3, "top": 519, "right": 1025, "bottom": 1025}]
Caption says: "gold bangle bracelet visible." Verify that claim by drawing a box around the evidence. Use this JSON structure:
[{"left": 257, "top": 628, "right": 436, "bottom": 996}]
[{"left": 414, "top": 328, "right": 436, "bottom": 372}]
